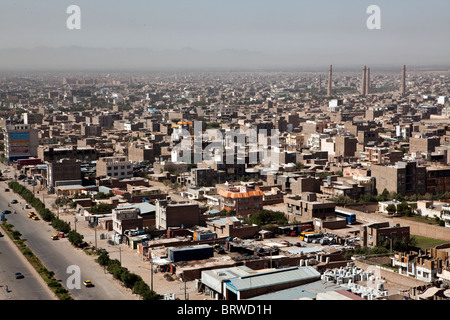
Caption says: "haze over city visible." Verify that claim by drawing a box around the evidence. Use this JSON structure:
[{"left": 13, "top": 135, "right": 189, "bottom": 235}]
[
  {"left": 2, "top": 0, "right": 450, "bottom": 308},
  {"left": 0, "top": 0, "right": 449, "bottom": 71}
]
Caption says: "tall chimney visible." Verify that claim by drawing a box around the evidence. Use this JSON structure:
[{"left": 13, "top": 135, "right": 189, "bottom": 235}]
[
  {"left": 327, "top": 65, "right": 332, "bottom": 96},
  {"left": 401, "top": 65, "right": 406, "bottom": 95},
  {"left": 361, "top": 65, "right": 367, "bottom": 96},
  {"left": 365, "top": 67, "right": 370, "bottom": 95}
]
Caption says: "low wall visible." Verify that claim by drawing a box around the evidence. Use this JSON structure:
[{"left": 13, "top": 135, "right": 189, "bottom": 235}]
[
  {"left": 393, "top": 217, "right": 450, "bottom": 242},
  {"left": 353, "top": 260, "right": 428, "bottom": 289}
]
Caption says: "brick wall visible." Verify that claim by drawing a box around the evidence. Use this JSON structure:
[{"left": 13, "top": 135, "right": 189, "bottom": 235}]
[{"left": 393, "top": 217, "right": 450, "bottom": 242}]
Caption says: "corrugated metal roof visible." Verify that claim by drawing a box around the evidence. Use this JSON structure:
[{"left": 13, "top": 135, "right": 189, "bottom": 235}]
[{"left": 226, "top": 266, "right": 320, "bottom": 292}]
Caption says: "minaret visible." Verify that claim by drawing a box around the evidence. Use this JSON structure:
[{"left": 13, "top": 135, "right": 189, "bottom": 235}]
[
  {"left": 327, "top": 65, "right": 332, "bottom": 96},
  {"left": 365, "top": 67, "right": 370, "bottom": 95},
  {"left": 401, "top": 65, "right": 406, "bottom": 95},
  {"left": 361, "top": 65, "right": 367, "bottom": 96}
]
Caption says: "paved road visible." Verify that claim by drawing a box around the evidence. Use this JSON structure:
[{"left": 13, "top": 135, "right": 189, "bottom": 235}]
[
  {"left": 0, "top": 228, "right": 56, "bottom": 300},
  {"left": 0, "top": 179, "right": 139, "bottom": 300}
]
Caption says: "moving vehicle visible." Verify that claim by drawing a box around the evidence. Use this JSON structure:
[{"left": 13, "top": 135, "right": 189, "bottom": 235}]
[
  {"left": 11, "top": 200, "right": 18, "bottom": 204},
  {"left": 2, "top": 210, "right": 11, "bottom": 215},
  {"left": 335, "top": 209, "right": 357, "bottom": 225},
  {"left": 15, "top": 272, "right": 24, "bottom": 279},
  {"left": 83, "top": 280, "right": 93, "bottom": 287},
  {"left": 0, "top": 231, "right": 3, "bottom": 237}
]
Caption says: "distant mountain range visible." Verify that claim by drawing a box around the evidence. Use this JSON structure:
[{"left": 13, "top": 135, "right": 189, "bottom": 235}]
[
  {"left": 0, "top": 46, "right": 278, "bottom": 71},
  {"left": 0, "top": 46, "right": 448, "bottom": 72}
]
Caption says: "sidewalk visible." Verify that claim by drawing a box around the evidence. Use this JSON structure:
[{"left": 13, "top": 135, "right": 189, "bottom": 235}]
[
  {"left": 58, "top": 211, "right": 210, "bottom": 300},
  {"left": 0, "top": 163, "right": 211, "bottom": 300}
]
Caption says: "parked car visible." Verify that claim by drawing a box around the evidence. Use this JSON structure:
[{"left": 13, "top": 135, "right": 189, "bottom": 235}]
[
  {"left": 2, "top": 210, "right": 11, "bottom": 215},
  {"left": 11, "top": 200, "right": 18, "bottom": 204},
  {"left": 15, "top": 272, "right": 24, "bottom": 279}
]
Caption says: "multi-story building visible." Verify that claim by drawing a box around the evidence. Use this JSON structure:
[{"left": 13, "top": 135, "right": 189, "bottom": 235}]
[
  {"left": 285, "top": 193, "right": 336, "bottom": 221},
  {"left": 155, "top": 198, "right": 199, "bottom": 230},
  {"left": 335, "top": 135, "right": 357, "bottom": 158},
  {"left": 46, "top": 158, "right": 82, "bottom": 192},
  {"left": 426, "top": 167, "right": 450, "bottom": 194},
  {"left": 370, "top": 161, "right": 427, "bottom": 196},
  {"left": 440, "top": 204, "right": 450, "bottom": 228},
  {"left": 38, "top": 145, "right": 106, "bottom": 162},
  {"left": 285, "top": 132, "right": 306, "bottom": 151},
  {"left": 96, "top": 156, "right": 133, "bottom": 179},
  {"left": 128, "top": 142, "right": 155, "bottom": 163},
  {"left": 218, "top": 186, "right": 264, "bottom": 216},
  {"left": 409, "top": 136, "right": 441, "bottom": 155},
  {"left": 80, "top": 123, "right": 102, "bottom": 137},
  {"left": 360, "top": 222, "right": 410, "bottom": 248},
  {"left": 112, "top": 207, "right": 142, "bottom": 235},
  {"left": 3, "top": 124, "right": 39, "bottom": 162},
  {"left": 392, "top": 250, "right": 445, "bottom": 283}
]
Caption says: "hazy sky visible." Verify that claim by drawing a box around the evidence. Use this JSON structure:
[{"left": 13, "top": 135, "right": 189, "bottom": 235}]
[{"left": 0, "top": 0, "right": 449, "bottom": 69}]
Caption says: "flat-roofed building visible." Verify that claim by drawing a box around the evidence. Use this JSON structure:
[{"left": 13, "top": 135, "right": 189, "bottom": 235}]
[
  {"left": 96, "top": 156, "right": 133, "bottom": 179},
  {"left": 155, "top": 198, "right": 199, "bottom": 230},
  {"left": 222, "top": 266, "right": 321, "bottom": 300},
  {"left": 218, "top": 186, "right": 264, "bottom": 216},
  {"left": 285, "top": 193, "right": 336, "bottom": 221},
  {"left": 3, "top": 124, "right": 39, "bottom": 162}
]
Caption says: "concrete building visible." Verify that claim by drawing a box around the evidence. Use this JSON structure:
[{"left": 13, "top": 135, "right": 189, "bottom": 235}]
[
  {"left": 204, "top": 216, "right": 259, "bottom": 239},
  {"left": 335, "top": 136, "right": 357, "bottom": 158},
  {"left": 285, "top": 193, "right": 336, "bottom": 221},
  {"left": 392, "top": 250, "right": 446, "bottom": 283},
  {"left": 46, "top": 158, "right": 82, "bottom": 191},
  {"left": 155, "top": 198, "right": 200, "bottom": 230},
  {"left": 370, "top": 161, "right": 427, "bottom": 196},
  {"left": 221, "top": 266, "right": 321, "bottom": 300},
  {"left": 96, "top": 156, "right": 133, "bottom": 179},
  {"left": 112, "top": 207, "right": 142, "bottom": 235},
  {"left": 38, "top": 146, "right": 102, "bottom": 162},
  {"left": 3, "top": 124, "right": 39, "bottom": 162},
  {"left": 218, "top": 186, "right": 264, "bottom": 216},
  {"left": 80, "top": 123, "right": 102, "bottom": 137},
  {"left": 409, "top": 136, "right": 441, "bottom": 155},
  {"left": 426, "top": 167, "right": 450, "bottom": 194},
  {"left": 360, "top": 222, "right": 410, "bottom": 248},
  {"left": 128, "top": 142, "right": 155, "bottom": 163}
]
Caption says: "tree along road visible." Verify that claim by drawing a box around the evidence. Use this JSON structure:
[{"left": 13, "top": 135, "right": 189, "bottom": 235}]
[{"left": 0, "top": 181, "right": 139, "bottom": 300}]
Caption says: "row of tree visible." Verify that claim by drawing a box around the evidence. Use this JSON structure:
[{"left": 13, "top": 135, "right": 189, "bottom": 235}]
[
  {"left": 96, "top": 250, "right": 159, "bottom": 300},
  {"left": 8, "top": 181, "right": 84, "bottom": 246}
]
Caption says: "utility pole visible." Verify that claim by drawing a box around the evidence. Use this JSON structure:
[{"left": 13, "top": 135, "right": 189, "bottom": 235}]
[{"left": 150, "top": 257, "right": 154, "bottom": 291}]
